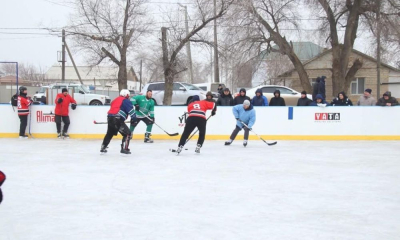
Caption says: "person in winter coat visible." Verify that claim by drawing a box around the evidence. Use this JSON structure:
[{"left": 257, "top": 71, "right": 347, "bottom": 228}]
[
  {"left": 251, "top": 89, "right": 268, "bottom": 106},
  {"left": 217, "top": 88, "right": 234, "bottom": 106},
  {"left": 225, "top": 100, "right": 256, "bottom": 147},
  {"left": 17, "top": 86, "right": 33, "bottom": 138},
  {"left": 331, "top": 92, "right": 353, "bottom": 106},
  {"left": 269, "top": 90, "right": 286, "bottom": 106},
  {"left": 377, "top": 91, "right": 399, "bottom": 106},
  {"left": 54, "top": 88, "right": 77, "bottom": 138},
  {"left": 217, "top": 84, "right": 224, "bottom": 96},
  {"left": 0, "top": 170, "right": 5, "bottom": 204},
  {"left": 357, "top": 89, "right": 376, "bottom": 106},
  {"left": 233, "top": 88, "right": 251, "bottom": 105},
  {"left": 318, "top": 76, "right": 327, "bottom": 99},
  {"left": 310, "top": 94, "right": 330, "bottom": 106},
  {"left": 297, "top": 91, "right": 312, "bottom": 106},
  {"left": 312, "top": 77, "right": 320, "bottom": 101}
]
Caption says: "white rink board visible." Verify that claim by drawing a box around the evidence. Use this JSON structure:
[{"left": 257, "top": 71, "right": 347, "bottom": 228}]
[{"left": 1, "top": 104, "right": 400, "bottom": 139}]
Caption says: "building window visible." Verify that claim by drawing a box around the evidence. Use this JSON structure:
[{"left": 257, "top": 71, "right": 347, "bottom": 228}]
[
  {"left": 350, "top": 78, "right": 365, "bottom": 95},
  {"left": 310, "top": 78, "right": 318, "bottom": 84}
]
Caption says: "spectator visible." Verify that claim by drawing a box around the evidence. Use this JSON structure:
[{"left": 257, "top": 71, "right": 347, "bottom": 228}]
[
  {"left": 331, "top": 92, "right": 353, "bottom": 106},
  {"left": 55, "top": 88, "right": 77, "bottom": 138},
  {"left": 357, "top": 89, "right": 376, "bottom": 106},
  {"left": 217, "top": 88, "right": 234, "bottom": 106},
  {"left": 251, "top": 89, "right": 268, "bottom": 106},
  {"left": 312, "top": 77, "right": 320, "bottom": 100},
  {"left": 206, "top": 91, "right": 215, "bottom": 102},
  {"left": 269, "top": 90, "right": 286, "bottom": 106},
  {"left": 233, "top": 88, "right": 251, "bottom": 105},
  {"left": 377, "top": 91, "right": 399, "bottom": 106},
  {"left": 297, "top": 91, "right": 312, "bottom": 106},
  {"left": 217, "top": 84, "right": 224, "bottom": 95},
  {"left": 319, "top": 76, "right": 327, "bottom": 99},
  {"left": 310, "top": 94, "right": 330, "bottom": 106}
]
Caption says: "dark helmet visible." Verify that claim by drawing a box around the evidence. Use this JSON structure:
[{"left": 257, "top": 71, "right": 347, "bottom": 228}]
[{"left": 19, "top": 86, "right": 27, "bottom": 92}]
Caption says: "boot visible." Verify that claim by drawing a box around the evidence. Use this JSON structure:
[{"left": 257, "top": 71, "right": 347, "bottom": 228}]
[
  {"left": 120, "top": 144, "right": 131, "bottom": 154},
  {"left": 144, "top": 132, "right": 154, "bottom": 143},
  {"left": 243, "top": 140, "right": 248, "bottom": 147},
  {"left": 100, "top": 144, "right": 108, "bottom": 153},
  {"left": 225, "top": 139, "right": 233, "bottom": 145},
  {"left": 195, "top": 144, "right": 201, "bottom": 153}
]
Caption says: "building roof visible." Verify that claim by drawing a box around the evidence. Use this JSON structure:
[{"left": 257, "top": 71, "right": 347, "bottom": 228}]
[
  {"left": 0, "top": 75, "right": 30, "bottom": 84},
  {"left": 260, "top": 42, "right": 325, "bottom": 62},
  {"left": 45, "top": 64, "right": 138, "bottom": 81},
  {"left": 279, "top": 48, "right": 400, "bottom": 77}
]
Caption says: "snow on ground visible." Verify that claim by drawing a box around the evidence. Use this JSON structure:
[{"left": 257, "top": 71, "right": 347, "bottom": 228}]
[{"left": 0, "top": 138, "right": 400, "bottom": 240}]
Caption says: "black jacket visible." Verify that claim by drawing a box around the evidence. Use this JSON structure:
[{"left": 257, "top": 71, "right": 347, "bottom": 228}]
[
  {"left": 318, "top": 77, "right": 326, "bottom": 99},
  {"left": 331, "top": 92, "right": 353, "bottom": 106},
  {"left": 377, "top": 92, "right": 399, "bottom": 106},
  {"left": 297, "top": 97, "right": 312, "bottom": 106},
  {"left": 233, "top": 88, "right": 251, "bottom": 105},
  {"left": 269, "top": 90, "right": 286, "bottom": 106},
  {"left": 217, "top": 93, "right": 234, "bottom": 106},
  {"left": 312, "top": 81, "right": 319, "bottom": 101}
]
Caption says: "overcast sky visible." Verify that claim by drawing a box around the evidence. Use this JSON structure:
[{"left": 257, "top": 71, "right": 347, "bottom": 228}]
[{"left": 0, "top": 0, "right": 372, "bottom": 74}]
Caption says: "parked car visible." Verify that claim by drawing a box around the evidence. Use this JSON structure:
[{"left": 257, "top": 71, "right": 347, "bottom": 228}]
[
  {"left": 245, "top": 85, "right": 313, "bottom": 106},
  {"left": 33, "top": 83, "right": 111, "bottom": 105},
  {"left": 141, "top": 82, "right": 208, "bottom": 105}
]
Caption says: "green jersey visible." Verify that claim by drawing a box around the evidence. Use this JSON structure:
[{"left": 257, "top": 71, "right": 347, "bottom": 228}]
[{"left": 130, "top": 95, "right": 155, "bottom": 118}]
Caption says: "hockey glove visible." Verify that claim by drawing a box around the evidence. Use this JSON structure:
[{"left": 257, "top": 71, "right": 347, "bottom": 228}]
[
  {"left": 211, "top": 111, "right": 216, "bottom": 116},
  {"left": 150, "top": 117, "right": 155, "bottom": 123},
  {"left": 71, "top": 103, "right": 77, "bottom": 110},
  {"left": 57, "top": 98, "right": 63, "bottom": 104},
  {"left": 235, "top": 118, "right": 239, "bottom": 120},
  {"left": 135, "top": 105, "right": 140, "bottom": 111}
]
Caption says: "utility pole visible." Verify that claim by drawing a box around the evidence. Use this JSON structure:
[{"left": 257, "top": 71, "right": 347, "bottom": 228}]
[
  {"left": 179, "top": 4, "right": 194, "bottom": 84},
  {"left": 62, "top": 29, "right": 66, "bottom": 83},
  {"left": 213, "top": 0, "right": 220, "bottom": 83},
  {"left": 376, "top": 0, "right": 381, "bottom": 98},
  {"left": 139, "top": 59, "right": 143, "bottom": 91},
  {"left": 65, "top": 41, "right": 83, "bottom": 85}
]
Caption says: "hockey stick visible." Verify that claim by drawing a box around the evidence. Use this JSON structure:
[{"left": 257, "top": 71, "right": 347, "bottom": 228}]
[
  {"left": 170, "top": 115, "right": 212, "bottom": 152},
  {"left": 93, "top": 120, "right": 129, "bottom": 124},
  {"left": 138, "top": 110, "right": 178, "bottom": 137},
  {"left": 240, "top": 121, "right": 277, "bottom": 146}
]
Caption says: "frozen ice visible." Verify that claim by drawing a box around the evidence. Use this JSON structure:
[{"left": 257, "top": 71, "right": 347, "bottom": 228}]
[{"left": 1, "top": 138, "right": 400, "bottom": 240}]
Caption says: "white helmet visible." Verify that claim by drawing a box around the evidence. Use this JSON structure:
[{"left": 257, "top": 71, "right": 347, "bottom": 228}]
[{"left": 120, "top": 89, "right": 130, "bottom": 97}]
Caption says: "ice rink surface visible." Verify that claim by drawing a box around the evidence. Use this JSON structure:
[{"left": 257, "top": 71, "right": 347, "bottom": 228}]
[{"left": 0, "top": 138, "right": 400, "bottom": 240}]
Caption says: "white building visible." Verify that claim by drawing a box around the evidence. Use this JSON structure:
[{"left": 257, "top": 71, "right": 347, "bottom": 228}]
[{"left": 45, "top": 64, "right": 139, "bottom": 91}]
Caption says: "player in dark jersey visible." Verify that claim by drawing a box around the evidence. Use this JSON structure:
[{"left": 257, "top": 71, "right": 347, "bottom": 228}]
[
  {"left": 101, "top": 89, "right": 136, "bottom": 154},
  {"left": 177, "top": 95, "right": 216, "bottom": 154}
]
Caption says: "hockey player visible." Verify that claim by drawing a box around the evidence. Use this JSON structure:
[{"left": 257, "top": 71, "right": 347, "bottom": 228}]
[
  {"left": 55, "top": 88, "right": 77, "bottom": 138},
  {"left": 17, "top": 86, "right": 33, "bottom": 138},
  {"left": 225, "top": 100, "right": 256, "bottom": 147},
  {"left": 0, "top": 170, "right": 5, "bottom": 204},
  {"left": 101, "top": 89, "right": 136, "bottom": 154},
  {"left": 176, "top": 95, "right": 216, "bottom": 154},
  {"left": 130, "top": 90, "right": 155, "bottom": 143}
]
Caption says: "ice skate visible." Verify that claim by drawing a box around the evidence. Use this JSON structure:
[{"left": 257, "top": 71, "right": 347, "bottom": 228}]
[
  {"left": 225, "top": 139, "right": 233, "bottom": 145},
  {"left": 120, "top": 144, "right": 131, "bottom": 154},
  {"left": 57, "top": 132, "right": 62, "bottom": 138},
  {"left": 243, "top": 140, "right": 248, "bottom": 147},
  {"left": 62, "top": 132, "right": 70, "bottom": 138},
  {"left": 195, "top": 144, "right": 201, "bottom": 153},
  {"left": 144, "top": 132, "right": 154, "bottom": 143},
  {"left": 19, "top": 135, "right": 29, "bottom": 139},
  {"left": 176, "top": 145, "right": 183, "bottom": 155},
  {"left": 100, "top": 145, "right": 108, "bottom": 154}
]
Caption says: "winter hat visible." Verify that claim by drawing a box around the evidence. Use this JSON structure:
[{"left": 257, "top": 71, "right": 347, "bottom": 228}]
[
  {"left": 365, "top": 89, "right": 372, "bottom": 94},
  {"left": 255, "top": 88, "right": 263, "bottom": 95},
  {"left": 383, "top": 91, "right": 390, "bottom": 97},
  {"left": 62, "top": 88, "right": 68, "bottom": 93},
  {"left": 192, "top": 95, "right": 200, "bottom": 101},
  {"left": 301, "top": 91, "right": 307, "bottom": 95},
  {"left": 240, "top": 88, "right": 246, "bottom": 93},
  {"left": 206, "top": 91, "right": 213, "bottom": 97},
  {"left": 243, "top": 100, "right": 250, "bottom": 107},
  {"left": 316, "top": 94, "right": 323, "bottom": 100},
  {"left": 223, "top": 88, "right": 230, "bottom": 92}
]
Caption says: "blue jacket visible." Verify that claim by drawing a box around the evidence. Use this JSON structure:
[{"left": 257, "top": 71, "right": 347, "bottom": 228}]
[
  {"left": 233, "top": 104, "right": 256, "bottom": 128},
  {"left": 310, "top": 94, "right": 330, "bottom": 106},
  {"left": 251, "top": 89, "right": 268, "bottom": 106}
]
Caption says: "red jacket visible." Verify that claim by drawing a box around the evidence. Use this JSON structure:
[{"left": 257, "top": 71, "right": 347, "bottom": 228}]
[
  {"left": 0, "top": 171, "right": 5, "bottom": 186},
  {"left": 187, "top": 100, "right": 216, "bottom": 119},
  {"left": 17, "top": 95, "right": 32, "bottom": 116},
  {"left": 55, "top": 93, "right": 77, "bottom": 116}
]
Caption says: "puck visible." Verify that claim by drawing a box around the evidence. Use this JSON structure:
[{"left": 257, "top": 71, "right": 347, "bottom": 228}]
[{"left": 185, "top": 148, "right": 188, "bottom": 150}]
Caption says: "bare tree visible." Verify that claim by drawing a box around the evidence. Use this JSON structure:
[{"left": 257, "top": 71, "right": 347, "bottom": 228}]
[
  {"left": 65, "top": 0, "right": 149, "bottom": 90},
  {"left": 161, "top": 0, "right": 233, "bottom": 105}
]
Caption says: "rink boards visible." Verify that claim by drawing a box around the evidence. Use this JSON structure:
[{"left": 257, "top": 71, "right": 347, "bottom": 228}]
[{"left": 1, "top": 104, "right": 399, "bottom": 140}]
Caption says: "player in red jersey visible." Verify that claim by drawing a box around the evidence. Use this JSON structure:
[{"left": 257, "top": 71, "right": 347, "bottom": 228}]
[
  {"left": 177, "top": 95, "right": 216, "bottom": 154},
  {"left": 17, "top": 86, "right": 33, "bottom": 138},
  {"left": 101, "top": 89, "right": 136, "bottom": 154},
  {"left": 0, "top": 170, "right": 5, "bottom": 204}
]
